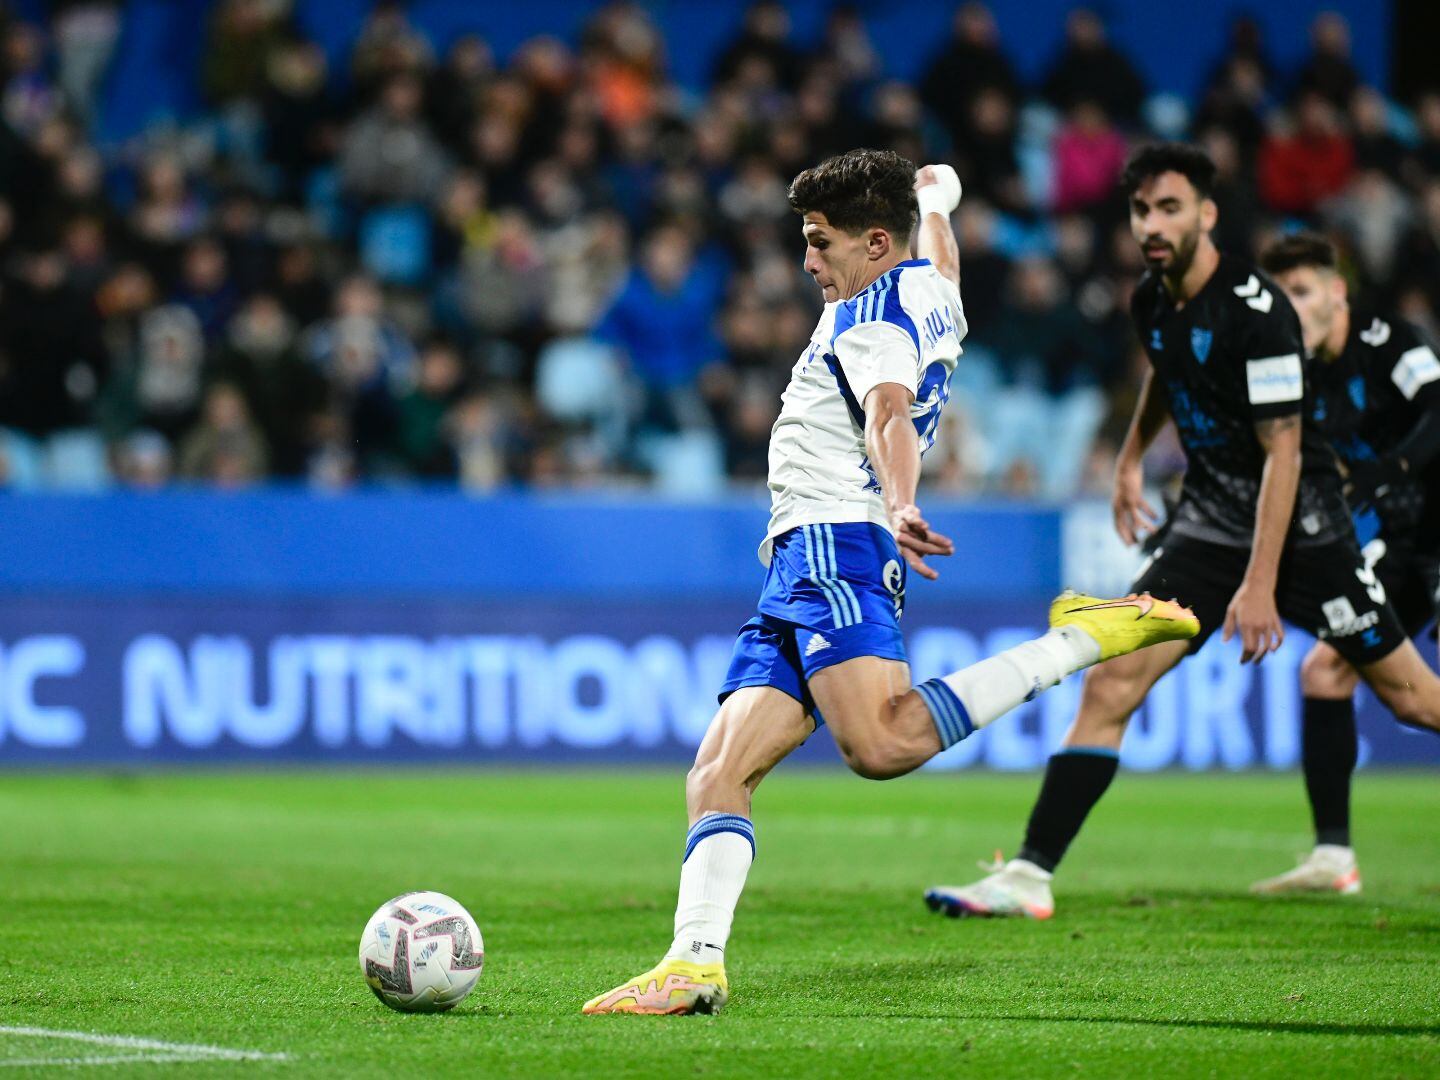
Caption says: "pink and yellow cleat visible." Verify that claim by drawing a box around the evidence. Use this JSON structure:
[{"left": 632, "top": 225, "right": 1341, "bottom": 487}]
[
  {"left": 1050, "top": 590, "right": 1200, "bottom": 661},
  {"left": 582, "top": 958, "right": 728, "bottom": 1016}
]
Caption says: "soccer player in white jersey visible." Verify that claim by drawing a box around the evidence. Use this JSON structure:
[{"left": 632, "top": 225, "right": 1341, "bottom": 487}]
[{"left": 581, "top": 149, "right": 1198, "bottom": 1016}]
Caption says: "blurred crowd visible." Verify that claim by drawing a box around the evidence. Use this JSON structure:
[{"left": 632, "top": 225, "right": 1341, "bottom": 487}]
[{"left": 1, "top": 0, "right": 1438, "bottom": 497}]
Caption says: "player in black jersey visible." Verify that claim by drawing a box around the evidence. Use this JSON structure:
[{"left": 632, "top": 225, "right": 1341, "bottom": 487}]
[
  {"left": 926, "top": 144, "right": 1440, "bottom": 920},
  {"left": 1249, "top": 232, "right": 1440, "bottom": 896}
]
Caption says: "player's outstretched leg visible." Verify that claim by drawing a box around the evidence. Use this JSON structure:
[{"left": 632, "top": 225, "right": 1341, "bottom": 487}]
[
  {"left": 1253, "top": 641, "right": 1362, "bottom": 896},
  {"left": 582, "top": 686, "right": 810, "bottom": 1016},
  {"left": 817, "top": 591, "right": 1198, "bottom": 783}
]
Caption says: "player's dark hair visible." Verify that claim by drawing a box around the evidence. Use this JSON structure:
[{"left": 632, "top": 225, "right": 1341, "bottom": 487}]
[
  {"left": 1259, "top": 232, "right": 1339, "bottom": 276},
  {"left": 788, "top": 148, "right": 917, "bottom": 238},
  {"left": 1120, "top": 143, "right": 1217, "bottom": 200}
]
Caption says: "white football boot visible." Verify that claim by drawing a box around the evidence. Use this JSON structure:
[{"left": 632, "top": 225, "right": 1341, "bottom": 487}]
[
  {"left": 926, "top": 855, "right": 1055, "bottom": 919},
  {"left": 1250, "top": 845, "right": 1361, "bottom": 895}
]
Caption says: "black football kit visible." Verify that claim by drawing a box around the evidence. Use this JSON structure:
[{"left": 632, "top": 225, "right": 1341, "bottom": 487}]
[
  {"left": 1307, "top": 309, "right": 1440, "bottom": 636},
  {"left": 1128, "top": 255, "right": 1406, "bottom": 666}
]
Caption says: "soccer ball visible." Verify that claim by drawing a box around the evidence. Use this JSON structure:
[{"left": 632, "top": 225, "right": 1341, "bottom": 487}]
[{"left": 358, "top": 891, "right": 484, "bottom": 1013}]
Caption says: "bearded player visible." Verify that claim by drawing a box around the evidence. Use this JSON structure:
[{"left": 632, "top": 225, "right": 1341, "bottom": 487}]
[
  {"left": 581, "top": 149, "right": 1198, "bottom": 1015},
  {"left": 928, "top": 144, "right": 1440, "bottom": 921},
  {"left": 1249, "top": 232, "right": 1440, "bottom": 895}
]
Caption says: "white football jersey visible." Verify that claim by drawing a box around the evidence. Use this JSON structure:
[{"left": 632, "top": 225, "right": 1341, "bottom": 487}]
[{"left": 761, "top": 258, "right": 967, "bottom": 563}]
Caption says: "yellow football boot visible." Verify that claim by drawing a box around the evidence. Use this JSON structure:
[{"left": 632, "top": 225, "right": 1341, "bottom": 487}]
[
  {"left": 581, "top": 958, "right": 728, "bottom": 1016},
  {"left": 1049, "top": 590, "right": 1199, "bottom": 661}
]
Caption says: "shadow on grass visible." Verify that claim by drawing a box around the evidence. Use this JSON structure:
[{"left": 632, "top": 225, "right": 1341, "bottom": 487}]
[{"left": 979, "top": 1015, "right": 1440, "bottom": 1038}]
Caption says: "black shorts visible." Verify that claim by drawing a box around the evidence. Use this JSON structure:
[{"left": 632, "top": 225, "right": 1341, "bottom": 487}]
[
  {"left": 1132, "top": 528, "right": 1408, "bottom": 666},
  {"left": 1365, "top": 532, "right": 1440, "bottom": 640}
]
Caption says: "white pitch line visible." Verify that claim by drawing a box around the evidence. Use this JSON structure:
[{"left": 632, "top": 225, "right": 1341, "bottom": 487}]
[
  {"left": 0, "top": 1054, "right": 221, "bottom": 1068},
  {"left": 0, "top": 1026, "right": 288, "bottom": 1063}
]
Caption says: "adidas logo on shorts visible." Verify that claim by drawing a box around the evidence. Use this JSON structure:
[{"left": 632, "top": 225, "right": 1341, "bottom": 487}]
[{"left": 805, "top": 634, "right": 831, "bottom": 657}]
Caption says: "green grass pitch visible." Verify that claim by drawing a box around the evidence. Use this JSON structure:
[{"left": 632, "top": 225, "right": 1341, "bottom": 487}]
[{"left": 3, "top": 769, "right": 1438, "bottom": 1077}]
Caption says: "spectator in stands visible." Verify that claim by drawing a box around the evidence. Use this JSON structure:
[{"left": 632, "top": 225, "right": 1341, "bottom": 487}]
[
  {"left": 427, "top": 36, "right": 493, "bottom": 150},
  {"left": 394, "top": 339, "right": 467, "bottom": 479},
  {"left": 262, "top": 40, "right": 336, "bottom": 200},
  {"left": 1295, "top": 11, "right": 1360, "bottom": 110},
  {"left": 1197, "top": 126, "right": 1261, "bottom": 257},
  {"left": 1350, "top": 86, "right": 1407, "bottom": 176},
  {"left": 113, "top": 427, "right": 173, "bottom": 489},
  {"left": 1393, "top": 181, "right": 1440, "bottom": 315},
  {"left": 953, "top": 87, "right": 1025, "bottom": 212},
  {"left": 1195, "top": 53, "right": 1269, "bottom": 163},
  {"left": 1258, "top": 91, "right": 1354, "bottom": 215},
  {"left": 177, "top": 381, "right": 269, "bottom": 486},
  {"left": 921, "top": 3, "right": 1021, "bottom": 149},
  {"left": 815, "top": 5, "right": 879, "bottom": 89},
  {"left": 350, "top": 0, "right": 434, "bottom": 98},
  {"left": 173, "top": 237, "right": 240, "bottom": 344},
  {"left": 1051, "top": 101, "right": 1128, "bottom": 213},
  {"left": 0, "top": 244, "right": 108, "bottom": 487},
  {"left": 129, "top": 155, "right": 207, "bottom": 279},
  {"left": 202, "top": 0, "right": 290, "bottom": 107},
  {"left": 594, "top": 223, "right": 723, "bottom": 442},
  {"left": 714, "top": 0, "right": 804, "bottom": 93},
  {"left": 2, "top": 21, "right": 59, "bottom": 138},
  {"left": 1324, "top": 168, "right": 1414, "bottom": 289},
  {"left": 1042, "top": 9, "right": 1145, "bottom": 125},
  {"left": 580, "top": 3, "right": 663, "bottom": 129},
  {"left": 212, "top": 293, "right": 324, "bottom": 477},
  {"left": 339, "top": 73, "right": 449, "bottom": 207},
  {"left": 52, "top": 0, "right": 119, "bottom": 134},
  {"left": 978, "top": 256, "right": 1112, "bottom": 495},
  {"left": 303, "top": 275, "right": 415, "bottom": 468},
  {"left": 1411, "top": 93, "right": 1440, "bottom": 179}
]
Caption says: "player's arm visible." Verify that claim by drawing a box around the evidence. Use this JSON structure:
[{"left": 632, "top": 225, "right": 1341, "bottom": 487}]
[
  {"left": 913, "top": 165, "right": 961, "bottom": 287},
  {"left": 836, "top": 318, "right": 955, "bottom": 580},
  {"left": 1348, "top": 335, "right": 1440, "bottom": 505},
  {"left": 863, "top": 382, "right": 954, "bottom": 580},
  {"left": 1112, "top": 367, "right": 1170, "bottom": 545},
  {"left": 1224, "top": 412, "right": 1300, "bottom": 663},
  {"left": 1225, "top": 303, "right": 1308, "bottom": 663}
]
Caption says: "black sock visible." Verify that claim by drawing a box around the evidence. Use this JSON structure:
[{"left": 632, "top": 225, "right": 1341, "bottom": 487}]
[
  {"left": 1302, "top": 696, "right": 1357, "bottom": 848},
  {"left": 1016, "top": 749, "right": 1120, "bottom": 873}
]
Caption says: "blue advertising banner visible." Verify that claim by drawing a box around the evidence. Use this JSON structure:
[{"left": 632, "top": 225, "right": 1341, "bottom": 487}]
[{"left": 0, "top": 596, "right": 1434, "bottom": 769}]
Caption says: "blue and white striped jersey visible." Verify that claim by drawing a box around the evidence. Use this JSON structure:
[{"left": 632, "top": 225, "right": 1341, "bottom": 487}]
[{"left": 761, "top": 258, "right": 966, "bottom": 564}]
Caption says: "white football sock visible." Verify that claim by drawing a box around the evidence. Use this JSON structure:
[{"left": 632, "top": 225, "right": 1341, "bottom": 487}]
[
  {"left": 666, "top": 817, "right": 754, "bottom": 966},
  {"left": 916, "top": 627, "right": 1101, "bottom": 747}
]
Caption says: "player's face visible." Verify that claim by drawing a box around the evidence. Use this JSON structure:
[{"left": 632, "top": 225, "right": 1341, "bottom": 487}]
[
  {"left": 1128, "top": 172, "right": 1212, "bottom": 276},
  {"left": 801, "top": 213, "right": 872, "bottom": 302},
  {"left": 1273, "top": 266, "right": 1345, "bottom": 354}
]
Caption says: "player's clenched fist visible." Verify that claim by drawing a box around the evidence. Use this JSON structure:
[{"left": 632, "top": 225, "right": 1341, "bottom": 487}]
[{"left": 914, "top": 164, "right": 962, "bottom": 218}]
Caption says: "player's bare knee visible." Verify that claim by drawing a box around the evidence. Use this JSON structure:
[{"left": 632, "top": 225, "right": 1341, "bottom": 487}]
[
  {"left": 684, "top": 757, "right": 730, "bottom": 812},
  {"left": 1375, "top": 687, "right": 1440, "bottom": 734},
  {"left": 833, "top": 733, "right": 909, "bottom": 781},
  {"left": 1079, "top": 660, "right": 1149, "bottom": 724},
  {"left": 1300, "top": 646, "right": 1358, "bottom": 700}
]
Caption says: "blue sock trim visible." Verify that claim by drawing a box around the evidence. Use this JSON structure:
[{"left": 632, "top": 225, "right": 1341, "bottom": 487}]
[
  {"left": 684, "top": 813, "right": 756, "bottom": 862},
  {"left": 1058, "top": 745, "right": 1120, "bottom": 760},
  {"left": 915, "top": 678, "right": 974, "bottom": 749}
]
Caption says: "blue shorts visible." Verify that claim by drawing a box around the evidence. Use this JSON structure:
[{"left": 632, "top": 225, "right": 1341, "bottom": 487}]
[{"left": 719, "top": 523, "right": 908, "bottom": 718}]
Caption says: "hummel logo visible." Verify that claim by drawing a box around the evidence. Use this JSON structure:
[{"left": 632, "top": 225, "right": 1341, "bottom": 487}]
[
  {"left": 1234, "top": 274, "right": 1273, "bottom": 313},
  {"left": 1360, "top": 317, "right": 1392, "bottom": 347},
  {"left": 805, "top": 634, "right": 832, "bottom": 656}
]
